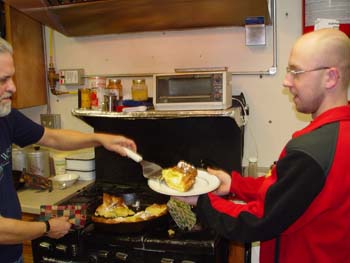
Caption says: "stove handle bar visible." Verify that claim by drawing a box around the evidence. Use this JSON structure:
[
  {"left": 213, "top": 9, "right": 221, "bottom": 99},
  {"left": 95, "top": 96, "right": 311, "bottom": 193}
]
[
  {"left": 41, "top": 256, "right": 87, "bottom": 263},
  {"left": 161, "top": 258, "right": 175, "bottom": 263}
]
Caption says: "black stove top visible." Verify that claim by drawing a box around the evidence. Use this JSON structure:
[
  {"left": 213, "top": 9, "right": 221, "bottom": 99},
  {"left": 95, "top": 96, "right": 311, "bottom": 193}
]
[{"left": 33, "top": 182, "right": 228, "bottom": 263}]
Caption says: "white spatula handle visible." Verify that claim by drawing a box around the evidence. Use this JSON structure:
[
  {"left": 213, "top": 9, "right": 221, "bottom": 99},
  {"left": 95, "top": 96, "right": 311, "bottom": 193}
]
[{"left": 122, "top": 147, "right": 143, "bottom": 162}]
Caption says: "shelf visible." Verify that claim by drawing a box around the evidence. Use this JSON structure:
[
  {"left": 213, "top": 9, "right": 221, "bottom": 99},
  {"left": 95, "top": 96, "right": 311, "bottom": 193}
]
[
  {"left": 72, "top": 107, "right": 244, "bottom": 127},
  {"left": 5, "top": 0, "right": 271, "bottom": 37}
]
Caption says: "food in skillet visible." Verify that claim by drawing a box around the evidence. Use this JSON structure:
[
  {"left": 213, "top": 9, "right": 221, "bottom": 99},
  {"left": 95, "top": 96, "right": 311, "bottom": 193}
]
[
  {"left": 94, "top": 193, "right": 135, "bottom": 218},
  {"left": 92, "top": 193, "right": 167, "bottom": 224},
  {"left": 161, "top": 160, "right": 197, "bottom": 192}
]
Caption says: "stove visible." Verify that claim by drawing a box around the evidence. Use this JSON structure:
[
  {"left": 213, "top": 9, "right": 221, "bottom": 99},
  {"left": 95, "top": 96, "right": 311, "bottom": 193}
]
[
  {"left": 32, "top": 107, "right": 246, "bottom": 263},
  {"left": 32, "top": 182, "right": 228, "bottom": 263}
]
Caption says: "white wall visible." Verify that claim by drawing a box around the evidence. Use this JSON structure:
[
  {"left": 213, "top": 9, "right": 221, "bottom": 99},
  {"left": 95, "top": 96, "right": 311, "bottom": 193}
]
[{"left": 21, "top": 0, "right": 310, "bottom": 168}]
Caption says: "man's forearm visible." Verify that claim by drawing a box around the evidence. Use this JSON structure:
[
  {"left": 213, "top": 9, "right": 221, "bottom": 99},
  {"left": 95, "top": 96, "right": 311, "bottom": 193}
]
[
  {"left": 38, "top": 128, "right": 100, "bottom": 151},
  {"left": 0, "top": 217, "right": 46, "bottom": 244}
]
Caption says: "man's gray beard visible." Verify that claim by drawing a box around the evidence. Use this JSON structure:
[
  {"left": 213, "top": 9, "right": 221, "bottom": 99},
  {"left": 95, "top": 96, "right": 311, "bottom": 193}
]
[{"left": 0, "top": 101, "right": 11, "bottom": 117}]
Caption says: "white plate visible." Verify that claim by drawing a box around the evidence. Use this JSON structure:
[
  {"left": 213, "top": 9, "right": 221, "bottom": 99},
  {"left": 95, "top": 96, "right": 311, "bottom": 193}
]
[{"left": 148, "top": 170, "right": 220, "bottom": 196}]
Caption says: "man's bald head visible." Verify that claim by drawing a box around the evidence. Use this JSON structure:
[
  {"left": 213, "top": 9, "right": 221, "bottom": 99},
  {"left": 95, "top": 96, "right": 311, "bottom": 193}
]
[{"left": 293, "top": 29, "right": 350, "bottom": 87}]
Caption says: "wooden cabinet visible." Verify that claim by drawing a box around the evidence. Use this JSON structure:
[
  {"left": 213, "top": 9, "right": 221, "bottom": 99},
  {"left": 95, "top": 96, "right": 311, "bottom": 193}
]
[
  {"left": 4, "top": 3, "right": 46, "bottom": 108},
  {"left": 22, "top": 212, "right": 35, "bottom": 263}
]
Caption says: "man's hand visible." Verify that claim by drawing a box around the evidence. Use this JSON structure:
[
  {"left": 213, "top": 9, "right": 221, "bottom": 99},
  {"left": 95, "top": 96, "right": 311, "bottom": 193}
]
[
  {"left": 207, "top": 168, "right": 231, "bottom": 196},
  {"left": 46, "top": 217, "right": 71, "bottom": 239},
  {"left": 97, "top": 134, "right": 137, "bottom": 156}
]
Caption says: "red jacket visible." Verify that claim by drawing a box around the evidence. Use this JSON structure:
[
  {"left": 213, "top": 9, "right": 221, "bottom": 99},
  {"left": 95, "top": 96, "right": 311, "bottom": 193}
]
[{"left": 196, "top": 105, "right": 350, "bottom": 262}]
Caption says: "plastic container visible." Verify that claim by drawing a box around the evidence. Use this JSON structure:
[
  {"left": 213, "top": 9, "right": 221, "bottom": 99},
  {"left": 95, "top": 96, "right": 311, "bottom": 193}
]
[
  {"left": 12, "top": 146, "right": 27, "bottom": 172},
  {"left": 131, "top": 79, "right": 148, "bottom": 101},
  {"left": 52, "top": 154, "right": 66, "bottom": 175},
  {"left": 248, "top": 157, "right": 258, "bottom": 178},
  {"left": 89, "top": 77, "right": 106, "bottom": 110},
  {"left": 65, "top": 152, "right": 95, "bottom": 171}
]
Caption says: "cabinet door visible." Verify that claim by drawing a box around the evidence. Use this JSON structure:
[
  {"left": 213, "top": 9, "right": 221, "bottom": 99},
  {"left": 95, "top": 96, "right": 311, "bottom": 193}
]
[{"left": 5, "top": 4, "right": 47, "bottom": 108}]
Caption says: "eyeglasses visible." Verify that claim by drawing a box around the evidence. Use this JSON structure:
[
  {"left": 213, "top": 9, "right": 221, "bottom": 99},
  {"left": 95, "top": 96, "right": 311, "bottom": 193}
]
[{"left": 286, "top": 66, "right": 331, "bottom": 76}]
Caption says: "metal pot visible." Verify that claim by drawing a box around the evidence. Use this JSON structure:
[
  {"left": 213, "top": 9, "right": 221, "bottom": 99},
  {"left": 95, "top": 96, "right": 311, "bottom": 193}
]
[{"left": 26, "top": 146, "right": 50, "bottom": 177}]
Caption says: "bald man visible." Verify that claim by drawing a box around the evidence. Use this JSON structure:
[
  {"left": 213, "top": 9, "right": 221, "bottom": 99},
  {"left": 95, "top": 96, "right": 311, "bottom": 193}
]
[{"left": 176, "top": 29, "right": 350, "bottom": 263}]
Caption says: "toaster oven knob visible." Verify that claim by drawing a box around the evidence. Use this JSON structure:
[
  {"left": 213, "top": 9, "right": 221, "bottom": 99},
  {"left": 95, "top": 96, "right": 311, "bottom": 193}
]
[
  {"left": 161, "top": 258, "right": 175, "bottom": 263},
  {"left": 115, "top": 251, "right": 128, "bottom": 261}
]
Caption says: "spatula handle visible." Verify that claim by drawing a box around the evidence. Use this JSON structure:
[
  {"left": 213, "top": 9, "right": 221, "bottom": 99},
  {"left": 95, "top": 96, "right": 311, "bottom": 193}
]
[{"left": 122, "top": 147, "right": 143, "bottom": 162}]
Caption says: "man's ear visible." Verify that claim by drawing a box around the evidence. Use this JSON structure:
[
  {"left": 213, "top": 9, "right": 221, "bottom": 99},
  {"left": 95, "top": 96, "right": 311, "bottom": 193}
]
[{"left": 325, "top": 67, "right": 339, "bottom": 90}]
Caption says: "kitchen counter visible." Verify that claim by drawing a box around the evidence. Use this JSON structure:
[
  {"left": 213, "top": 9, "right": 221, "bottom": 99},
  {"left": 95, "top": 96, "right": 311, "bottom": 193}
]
[{"left": 17, "top": 180, "right": 94, "bottom": 214}]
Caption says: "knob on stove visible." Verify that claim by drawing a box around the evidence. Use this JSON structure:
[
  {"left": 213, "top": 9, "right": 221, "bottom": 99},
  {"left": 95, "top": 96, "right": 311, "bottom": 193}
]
[
  {"left": 88, "top": 252, "right": 98, "bottom": 263},
  {"left": 38, "top": 241, "right": 53, "bottom": 252},
  {"left": 88, "top": 250, "right": 110, "bottom": 263},
  {"left": 55, "top": 243, "right": 68, "bottom": 256}
]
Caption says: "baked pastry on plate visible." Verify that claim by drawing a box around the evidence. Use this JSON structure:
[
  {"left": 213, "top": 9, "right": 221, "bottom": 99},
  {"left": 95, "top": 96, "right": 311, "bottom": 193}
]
[{"left": 161, "top": 161, "right": 197, "bottom": 192}]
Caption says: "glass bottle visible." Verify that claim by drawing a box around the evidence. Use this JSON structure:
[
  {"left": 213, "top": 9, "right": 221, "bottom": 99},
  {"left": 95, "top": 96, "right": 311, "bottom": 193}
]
[
  {"left": 248, "top": 157, "right": 258, "bottom": 178},
  {"left": 78, "top": 87, "right": 91, "bottom": 109},
  {"left": 107, "top": 79, "right": 119, "bottom": 97},
  {"left": 131, "top": 79, "right": 148, "bottom": 101}
]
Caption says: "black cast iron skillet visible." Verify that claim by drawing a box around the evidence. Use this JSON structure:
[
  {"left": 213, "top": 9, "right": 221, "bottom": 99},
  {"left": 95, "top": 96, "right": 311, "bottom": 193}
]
[{"left": 92, "top": 191, "right": 169, "bottom": 234}]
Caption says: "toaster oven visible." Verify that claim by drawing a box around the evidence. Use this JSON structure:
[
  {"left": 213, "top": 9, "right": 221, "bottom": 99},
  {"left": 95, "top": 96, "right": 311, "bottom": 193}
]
[{"left": 153, "top": 71, "right": 232, "bottom": 110}]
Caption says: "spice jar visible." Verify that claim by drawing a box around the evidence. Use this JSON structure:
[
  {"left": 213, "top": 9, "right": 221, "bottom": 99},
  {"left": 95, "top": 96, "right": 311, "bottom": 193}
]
[{"left": 131, "top": 79, "right": 148, "bottom": 101}]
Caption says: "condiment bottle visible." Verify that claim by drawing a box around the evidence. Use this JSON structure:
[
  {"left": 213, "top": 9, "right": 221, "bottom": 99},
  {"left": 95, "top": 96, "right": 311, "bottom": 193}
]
[
  {"left": 131, "top": 79, "right": 148, "bottom": 101},
  {"left": 248, "top": 157, "right": 258, "bottom": 178},
  {"left": 107, "top": 79, "right": 119, "bottom": 97},
  {"left": 89, "top": 76, "right": 106, "bottom": 110},
  {"left": 78, "top": 87, "right": 91, "bottom": 109},
  {"left": 116, "top": 79, "right": 123, "bottom": 102}
]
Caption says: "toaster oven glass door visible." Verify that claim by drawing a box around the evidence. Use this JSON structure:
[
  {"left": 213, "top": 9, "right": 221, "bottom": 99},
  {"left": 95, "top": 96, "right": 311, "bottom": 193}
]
[{"left": 156, "top": 74, "right": 222, "bottom": 103}]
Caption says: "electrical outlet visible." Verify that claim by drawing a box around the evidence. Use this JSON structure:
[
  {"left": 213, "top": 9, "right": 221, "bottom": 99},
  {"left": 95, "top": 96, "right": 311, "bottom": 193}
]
[
  {"left": 40, "top": 114, "right": 61, "bottom": 129},
  {"left": 59, "top": 68, "right": 85, "bottom": 85}
]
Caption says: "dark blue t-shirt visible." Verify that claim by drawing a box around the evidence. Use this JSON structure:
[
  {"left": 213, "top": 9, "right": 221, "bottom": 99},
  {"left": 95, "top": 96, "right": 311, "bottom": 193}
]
[{"left": 0, "top": 108, "right": 44, "bottom": 262}]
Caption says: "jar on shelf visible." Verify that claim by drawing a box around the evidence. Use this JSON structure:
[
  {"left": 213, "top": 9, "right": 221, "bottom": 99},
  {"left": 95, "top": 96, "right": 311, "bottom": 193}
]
[
  {"left": 107, "top": 79, "right": 119, "bottom": 97},
  {"left": 78, "top": 87, "right": 91, "bottom": 109},
  {"left": 131, "top": 79, "right": 148, "bottom": 101},
  {"left": 89, "top": 76, "right": 106, "bottom": 110}
]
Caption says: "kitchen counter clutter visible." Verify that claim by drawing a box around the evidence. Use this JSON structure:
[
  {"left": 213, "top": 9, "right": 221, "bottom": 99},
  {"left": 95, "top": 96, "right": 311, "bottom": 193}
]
[
  {"left": 17, "top": 179, "right": 94, "bottom": 214},
  {"left": 72, "top": 106, "right": 244, "bottom": 127}
]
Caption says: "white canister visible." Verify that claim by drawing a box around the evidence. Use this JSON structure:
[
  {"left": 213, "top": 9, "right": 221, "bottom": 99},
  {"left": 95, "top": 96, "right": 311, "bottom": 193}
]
[
  {"left": 12, "top": 146, "right": 27, "bottom": 171},
  {"left": 52, "top": 154, "right": 66, "bottom": 175},
  {"left": 26, "top": 146, "right": 50, "bottom": 177}
]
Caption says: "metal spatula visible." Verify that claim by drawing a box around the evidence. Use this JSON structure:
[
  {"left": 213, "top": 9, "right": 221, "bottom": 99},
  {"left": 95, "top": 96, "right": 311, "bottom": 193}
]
[{"left": 122, "top": 147, "right": 162, "bottom": 179}]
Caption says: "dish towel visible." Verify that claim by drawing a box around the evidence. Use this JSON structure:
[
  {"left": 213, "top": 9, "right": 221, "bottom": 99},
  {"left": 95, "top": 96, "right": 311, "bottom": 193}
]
[
  {"left": 167, "top": 197, "right": 196, "bottom": 231},
  {"left": 39, "top": 205, "right": 87, "bottom": 229}
]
